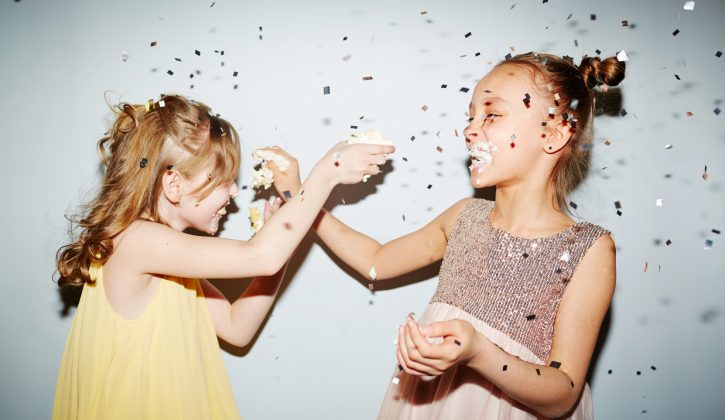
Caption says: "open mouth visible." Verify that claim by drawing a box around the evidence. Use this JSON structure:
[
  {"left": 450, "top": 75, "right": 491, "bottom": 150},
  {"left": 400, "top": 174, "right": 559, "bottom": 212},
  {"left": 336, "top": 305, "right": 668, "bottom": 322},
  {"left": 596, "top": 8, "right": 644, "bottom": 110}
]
[
  {"left": 468, "top": 141, "right": 495, "bottom": 172},
  {"left": 209, "top": 199, "right": 231, "bottom": 234}
]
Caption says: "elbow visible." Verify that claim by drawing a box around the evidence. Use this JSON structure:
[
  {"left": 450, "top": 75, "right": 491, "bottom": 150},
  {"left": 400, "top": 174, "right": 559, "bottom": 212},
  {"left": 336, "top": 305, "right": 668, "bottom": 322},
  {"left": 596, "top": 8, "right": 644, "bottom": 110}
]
[
  {"left": 249, "top": 240, "right": 287, "bottom": 276},
  {"left": 537, "top": 396, "right": 579, "bottom": 419}
]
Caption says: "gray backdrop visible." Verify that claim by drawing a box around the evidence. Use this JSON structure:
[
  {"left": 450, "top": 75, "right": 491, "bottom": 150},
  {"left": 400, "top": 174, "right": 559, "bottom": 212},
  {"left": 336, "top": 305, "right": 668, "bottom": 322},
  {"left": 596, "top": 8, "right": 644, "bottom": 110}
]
[{"left": 1, "top": 0, "right": 724, "bottom": 419}]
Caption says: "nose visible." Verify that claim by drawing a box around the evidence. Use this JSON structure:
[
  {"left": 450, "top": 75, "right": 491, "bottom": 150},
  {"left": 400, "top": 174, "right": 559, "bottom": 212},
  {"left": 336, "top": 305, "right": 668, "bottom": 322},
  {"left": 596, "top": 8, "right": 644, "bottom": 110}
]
[
  {"left": 463, "top": 120, "right": 481, "bottom": 144},
  {"left": 229, "top": 182, "right": 240, "bottom": 197}
]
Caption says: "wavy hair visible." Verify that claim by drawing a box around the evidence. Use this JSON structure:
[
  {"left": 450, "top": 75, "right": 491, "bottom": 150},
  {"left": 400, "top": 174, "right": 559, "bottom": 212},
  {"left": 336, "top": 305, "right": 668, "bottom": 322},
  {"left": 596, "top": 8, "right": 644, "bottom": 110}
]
[{"left": 56, "top": 94, "right": 240, "bottom": 287}]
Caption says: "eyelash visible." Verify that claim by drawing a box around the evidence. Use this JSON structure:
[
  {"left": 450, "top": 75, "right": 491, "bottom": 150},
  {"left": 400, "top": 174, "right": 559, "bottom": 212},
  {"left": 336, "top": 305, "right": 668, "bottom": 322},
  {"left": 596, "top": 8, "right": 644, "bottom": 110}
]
[{"left": 468, "top": 113, "right": 502, "bottom": 123}]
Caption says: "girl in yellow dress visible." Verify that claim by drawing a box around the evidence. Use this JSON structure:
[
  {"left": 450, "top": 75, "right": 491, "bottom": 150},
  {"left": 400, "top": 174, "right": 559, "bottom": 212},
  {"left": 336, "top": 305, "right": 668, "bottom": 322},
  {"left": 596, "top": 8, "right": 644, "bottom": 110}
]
[{"left": 53, "top": 94, "right": 394, "bottom": 419}]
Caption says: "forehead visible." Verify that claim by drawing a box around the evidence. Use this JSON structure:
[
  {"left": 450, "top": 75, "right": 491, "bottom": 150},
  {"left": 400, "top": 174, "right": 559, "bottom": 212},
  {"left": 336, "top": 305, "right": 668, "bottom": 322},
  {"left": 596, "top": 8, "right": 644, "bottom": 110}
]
[{"left": 470, "top": 64, "right": 541, "bottom": 107}]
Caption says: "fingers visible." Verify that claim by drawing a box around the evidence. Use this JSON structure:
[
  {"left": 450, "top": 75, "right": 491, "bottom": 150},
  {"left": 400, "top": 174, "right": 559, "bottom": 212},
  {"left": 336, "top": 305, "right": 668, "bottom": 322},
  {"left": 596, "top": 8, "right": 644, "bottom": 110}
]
[
  {"left": 256, "top": 146, "right": 296, "bottom": 161},
  {"left": 397, "top": 325, "right": 435, "bottom": 376}
]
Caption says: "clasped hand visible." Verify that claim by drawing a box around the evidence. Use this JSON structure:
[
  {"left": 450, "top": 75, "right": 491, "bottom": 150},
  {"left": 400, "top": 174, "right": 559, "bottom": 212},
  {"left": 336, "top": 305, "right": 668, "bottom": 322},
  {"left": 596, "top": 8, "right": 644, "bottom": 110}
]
[{"left": 396, "top": 315, "right": 483, "bottom": 377}]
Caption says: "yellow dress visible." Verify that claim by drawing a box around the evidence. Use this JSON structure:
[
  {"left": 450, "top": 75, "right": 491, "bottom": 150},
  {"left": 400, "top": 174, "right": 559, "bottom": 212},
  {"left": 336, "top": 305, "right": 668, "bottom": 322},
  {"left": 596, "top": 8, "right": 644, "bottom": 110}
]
[{"left": 53, "top": 264, "right": 241, "bottom": 419}]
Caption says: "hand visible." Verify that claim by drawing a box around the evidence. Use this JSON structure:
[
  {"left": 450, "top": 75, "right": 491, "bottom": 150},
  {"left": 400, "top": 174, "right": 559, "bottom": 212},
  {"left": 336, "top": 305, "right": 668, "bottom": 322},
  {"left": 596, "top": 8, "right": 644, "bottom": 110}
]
[
  {"left": 318, "top": 141, "right": 395, "bottom": 185},
  {"left": 263, "top": 197, "right": 283, "bottom": 222},
  {"left": 397, "top": 315, "right": 483, "bottom": 377},
  {"left": 257, "top": 147, "right": 302, "bottom": 202}
]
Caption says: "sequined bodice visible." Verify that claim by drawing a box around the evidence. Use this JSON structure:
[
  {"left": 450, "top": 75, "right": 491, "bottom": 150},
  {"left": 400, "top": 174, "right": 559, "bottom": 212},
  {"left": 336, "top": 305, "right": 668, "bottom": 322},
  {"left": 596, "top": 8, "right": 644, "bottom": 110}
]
[{"left": 430, "top": 199, "right": 612, "bottom": 361}]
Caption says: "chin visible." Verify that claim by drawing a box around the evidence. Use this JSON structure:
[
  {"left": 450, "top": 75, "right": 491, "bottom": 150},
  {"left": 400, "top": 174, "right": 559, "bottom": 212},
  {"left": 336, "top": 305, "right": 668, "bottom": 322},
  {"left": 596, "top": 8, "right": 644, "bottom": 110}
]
[{"left": 469, "top": 169, "right": 495, "bottom": 189}]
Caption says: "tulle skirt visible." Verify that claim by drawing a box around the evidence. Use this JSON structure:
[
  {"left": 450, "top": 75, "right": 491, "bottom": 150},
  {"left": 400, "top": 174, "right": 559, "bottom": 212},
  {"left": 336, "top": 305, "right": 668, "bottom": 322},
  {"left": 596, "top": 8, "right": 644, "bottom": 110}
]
[{"left": 377, "top": 302, "right": 593, "bottom": 420}]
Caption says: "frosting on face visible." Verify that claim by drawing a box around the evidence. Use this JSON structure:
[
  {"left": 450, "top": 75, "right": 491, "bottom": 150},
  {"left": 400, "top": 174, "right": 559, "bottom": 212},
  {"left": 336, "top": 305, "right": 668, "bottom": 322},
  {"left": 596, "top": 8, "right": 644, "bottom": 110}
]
[{"left": 468, "top": 140, "right": 496, "bottom": 173}]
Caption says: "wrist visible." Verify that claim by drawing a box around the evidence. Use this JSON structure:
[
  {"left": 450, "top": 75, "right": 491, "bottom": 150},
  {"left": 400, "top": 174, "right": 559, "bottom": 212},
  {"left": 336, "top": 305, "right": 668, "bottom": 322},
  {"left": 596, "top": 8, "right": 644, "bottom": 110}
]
[
  {"left": 466, "top": 332, "right": 488, "bottom": 368},
  {"left": 311, "top": 157, "right": 339, "bottom": 189}
]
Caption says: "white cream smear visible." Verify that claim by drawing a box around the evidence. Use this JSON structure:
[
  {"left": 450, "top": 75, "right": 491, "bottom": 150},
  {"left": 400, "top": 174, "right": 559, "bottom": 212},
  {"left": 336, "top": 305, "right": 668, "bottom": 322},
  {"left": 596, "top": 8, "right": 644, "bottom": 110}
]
[
  {"left": 209, "top": 198, "right": 232, "bottom": 235},
  {"left": 251, "top": 150, "right": 291, "bottom": 190},
  {"left": 468, "top": 140, "right": 496, "bottom": 173}
]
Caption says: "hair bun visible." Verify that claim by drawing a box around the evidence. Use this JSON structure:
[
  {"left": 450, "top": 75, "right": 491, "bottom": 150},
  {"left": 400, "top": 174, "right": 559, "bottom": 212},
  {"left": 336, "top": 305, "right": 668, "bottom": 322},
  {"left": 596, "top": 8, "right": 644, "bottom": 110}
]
[{"left": 578, "top": 56, "right": 626, "bottom": 90}]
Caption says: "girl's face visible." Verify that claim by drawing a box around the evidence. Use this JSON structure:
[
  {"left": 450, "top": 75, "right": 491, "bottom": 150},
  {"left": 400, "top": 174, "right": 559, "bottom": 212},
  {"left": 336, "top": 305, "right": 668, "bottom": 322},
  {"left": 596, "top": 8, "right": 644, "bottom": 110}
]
[
  {"left": 463, "top": 63, "right": 556, "bottom": 189},
  {"left": 178, "top": 169, "right": 239, "bottom": 235}
]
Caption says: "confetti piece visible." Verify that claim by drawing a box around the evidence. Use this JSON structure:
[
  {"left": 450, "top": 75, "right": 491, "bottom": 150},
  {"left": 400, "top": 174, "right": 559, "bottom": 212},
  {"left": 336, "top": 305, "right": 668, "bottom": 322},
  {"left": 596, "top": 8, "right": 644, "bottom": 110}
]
[
  {"left": 560, "top": 251, "right": 571, "bottom": 262},
  {"left": 717, "top": 51, "right": 723, "bottom": 58},
  {"left": 705, "top": 240, "right": 713, "bottom": 250},
  {"left": 569, "top": 201, "right": 578, "bottom": 209},
  {"left": 665, "top": 144, "right": 673, "bottom": 149},
  {"left": 120, "top": 51, "right": 129, "bottom": 62},
  {"left": 436, "top": 146, "right": 443, "bottom": 153},
  {"left": 590, "top": 14, "right": 596, "bottom": 20},
  {"left": 392, "top": 377, "right": 400, "bottom": 385},
  {"left": 666, "top": 239, "right": 672, "bottom": 246},
  {"left": 362, "top": 76, "right": 373, "bottom": 81},
  {"left": 620, "top": 109, "right": 627, "bottom": 117},
  {"left": 167, "top": 70, "right": 174, "bottom": 76},
  {"left": 713, "top": 229, "right": 721, "bottom": 235},
  {"left": 714, "top": 107, "right": 721, "bottom": 115},
  {"left": 503, "top": 364, "right": 508, "bottom": 371},
  {"left": 672, "top": 29, "right": 680, "bottom": 36},
  {"left": 550, "top": 361, "right": 561, "bottom": 369},
  {"left": 441, "top": 84, "right": 448, "bottom": 88},
  {"left": 616, "top": 50, "right": 629, "bottom": 62},
  {"left": 656, "top": 198, "right": 663, "bottom": 207},
  {"left": 702, "top": 165, "right": 708, "bottom": 181},
  {"left": 526, "top": 314, "right": 536, "bottom": 321},
  {"left": 621, "top": 20, "right": 629, "bottom": 27},
  {"left": 369, "top": 267, "right": 377, "bottom": 280},
  {"left": 464, "top": 32, "right": 472, "bottom": 38},
  {"left": 139, "top": 158, "right": 148, "bottom": 168},
  {"left": 283, "top": 190, "right": 292, "bottom": 199},
  {"left": 454, "top": 339, "right": 462, "bottom": 346},
  {"left": 427, "top": 184, "right": 433, "bottom": 189},
  {"left": 150, "top": 41, "right": 157, "bottom": 47},
  {"left": 459, "top": 87, "right": 469, "bottom": 93},
  {"left": 421, "top": 105, "right": 428, "bottom": 111},
  {"left": 644, "top": 262, "right": 648, "bottom": 272},
  {"left": 522, "top": 252, "right": 529, "bottom": 258},
  {"left": 323, "top": 86, "right": 330, "bottom": 95},
  {"left": 683, "top": 1, "right": 695, "bottom": 10}
]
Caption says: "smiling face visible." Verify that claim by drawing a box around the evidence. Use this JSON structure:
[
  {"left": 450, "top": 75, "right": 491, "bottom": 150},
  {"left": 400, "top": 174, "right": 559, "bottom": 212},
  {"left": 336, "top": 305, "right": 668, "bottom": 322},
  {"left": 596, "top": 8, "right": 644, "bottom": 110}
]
[
  {"left": 463, "top": 63, "right": 565, "bottom": 189},
  {"left": 177, "top": 168, "right": 239, "bottom": 235}
]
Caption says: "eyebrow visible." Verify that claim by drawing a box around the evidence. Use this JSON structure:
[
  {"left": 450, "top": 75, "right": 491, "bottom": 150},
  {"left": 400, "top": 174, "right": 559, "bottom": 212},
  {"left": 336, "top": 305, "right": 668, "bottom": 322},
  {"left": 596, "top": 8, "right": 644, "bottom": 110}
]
[{"left": 469, "top": 96, "right": 509, "bottom": 109}]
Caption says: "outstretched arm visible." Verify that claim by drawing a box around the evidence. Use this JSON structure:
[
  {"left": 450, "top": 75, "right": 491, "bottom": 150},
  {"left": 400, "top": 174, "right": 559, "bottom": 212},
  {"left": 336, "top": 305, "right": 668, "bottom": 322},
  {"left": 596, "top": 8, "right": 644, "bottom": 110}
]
[
  {"left": 114, "top": 142, "right": 394, "bottom": 280},
  {"left": 263, "top": 147, "right": 470, "bottom": 281}
]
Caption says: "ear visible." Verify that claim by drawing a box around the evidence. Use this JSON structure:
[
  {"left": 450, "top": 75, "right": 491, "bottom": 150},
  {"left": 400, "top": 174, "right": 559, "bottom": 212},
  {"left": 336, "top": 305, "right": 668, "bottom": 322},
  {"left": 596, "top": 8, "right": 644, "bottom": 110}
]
[
  {"left": 161, "top": 169, "right": 184, "bottom": 206},
  {"left": 545, "top": 120, "right": 574, "bottom": 154}
]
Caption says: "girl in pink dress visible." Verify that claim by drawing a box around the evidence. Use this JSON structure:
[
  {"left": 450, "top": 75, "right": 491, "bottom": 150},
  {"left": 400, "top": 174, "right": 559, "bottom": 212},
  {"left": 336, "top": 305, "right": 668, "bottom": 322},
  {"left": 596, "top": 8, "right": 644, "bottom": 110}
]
[{"left": 265, "top": 51, "right": 623, "bottom": 419}]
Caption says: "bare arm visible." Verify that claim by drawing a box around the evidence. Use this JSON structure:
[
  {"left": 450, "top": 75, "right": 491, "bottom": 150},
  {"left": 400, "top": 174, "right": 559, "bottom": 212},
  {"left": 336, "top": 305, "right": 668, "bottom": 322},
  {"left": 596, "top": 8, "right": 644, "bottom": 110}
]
[
  {"left": 400, "top": 234, "right": 616, "bottom": 418},
  {"left": 263, "top": 146, "right": 471, "bottom": 281},
  {"left": 114, "top": 143, "right": 395, "bottom": 280},
  {"left": 313, "top": 198, "right": 469, "bottom": 280}
]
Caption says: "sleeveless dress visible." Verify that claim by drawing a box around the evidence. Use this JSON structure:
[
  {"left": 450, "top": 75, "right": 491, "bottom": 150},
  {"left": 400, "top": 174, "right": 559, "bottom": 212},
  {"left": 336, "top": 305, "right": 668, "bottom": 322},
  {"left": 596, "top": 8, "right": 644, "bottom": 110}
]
[
  {"left": 53, "top": 263, "right": 241, "bottom": 419},
  {"left": 378, "top": 198, "right": 612, "bottom": 419}
]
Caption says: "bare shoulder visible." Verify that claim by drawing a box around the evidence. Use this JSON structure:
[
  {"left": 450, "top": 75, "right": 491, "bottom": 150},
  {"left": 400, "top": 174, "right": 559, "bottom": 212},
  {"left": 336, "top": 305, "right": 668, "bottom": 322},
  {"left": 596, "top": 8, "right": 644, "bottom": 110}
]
[
  {"left": 569, "top": 232, "right": 616, "bottom": 294},
  {"left": 438, "top": 197, "right": 475, "bottom": 237}
]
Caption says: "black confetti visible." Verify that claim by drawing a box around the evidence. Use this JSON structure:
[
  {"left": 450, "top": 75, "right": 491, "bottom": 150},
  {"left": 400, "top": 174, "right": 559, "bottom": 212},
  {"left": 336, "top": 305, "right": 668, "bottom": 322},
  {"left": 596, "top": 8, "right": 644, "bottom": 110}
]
[
  {"left": 550, "top": 361, "right": 561, "bottom": 369},
  {"left": 139, "top": 158, "right": 148, "bottom": 168},
  {"left": 323, "top": 86, "right": 330, "bottom": 95},
  {"left": 672, "top": 29, "right": 680, "bottom": 36},
  {"left": 526, "top": 314, "right": 536, "bottom": 321},
  {"left": 503, "top": 364, "right": 508, "bottom": 371},
  {"left": 464, "top": 32, "right": 472, "bottom": 38}
]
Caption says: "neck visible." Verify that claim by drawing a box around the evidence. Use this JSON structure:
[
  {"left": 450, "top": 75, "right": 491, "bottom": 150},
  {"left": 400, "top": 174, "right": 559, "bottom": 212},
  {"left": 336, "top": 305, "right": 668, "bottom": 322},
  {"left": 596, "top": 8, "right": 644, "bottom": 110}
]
[
  {"left": 153, "top": 199, "right": 188, "bottom": 232},
  {"left": 491, "top": 177, "right": 569, "bottom": 234}
]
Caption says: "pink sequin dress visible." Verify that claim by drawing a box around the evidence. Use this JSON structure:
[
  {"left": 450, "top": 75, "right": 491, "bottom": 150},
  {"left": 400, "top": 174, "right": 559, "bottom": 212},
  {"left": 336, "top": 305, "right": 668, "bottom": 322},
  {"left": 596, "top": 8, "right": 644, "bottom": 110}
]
[{"left": 378, "top": 199, "right": 612, "bottom": 419}]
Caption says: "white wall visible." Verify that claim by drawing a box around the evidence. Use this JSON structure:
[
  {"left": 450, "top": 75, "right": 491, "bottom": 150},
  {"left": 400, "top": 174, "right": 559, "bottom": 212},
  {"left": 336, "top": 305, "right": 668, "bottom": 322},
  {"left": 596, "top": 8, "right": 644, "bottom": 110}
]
[{"left": 1, "top": 0, "right": 724, "bottom": 418}]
